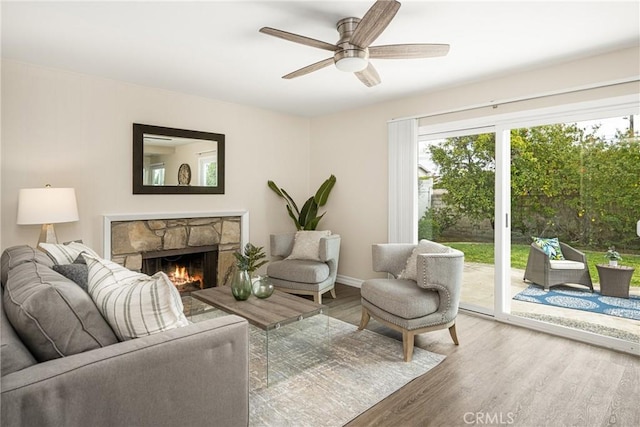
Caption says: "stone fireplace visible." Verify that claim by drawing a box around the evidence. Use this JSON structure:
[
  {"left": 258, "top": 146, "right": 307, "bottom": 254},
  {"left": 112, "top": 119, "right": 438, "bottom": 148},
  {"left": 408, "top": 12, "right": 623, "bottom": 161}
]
[{"left": 104, "top": 212, "right": 248, "bottom": 289}]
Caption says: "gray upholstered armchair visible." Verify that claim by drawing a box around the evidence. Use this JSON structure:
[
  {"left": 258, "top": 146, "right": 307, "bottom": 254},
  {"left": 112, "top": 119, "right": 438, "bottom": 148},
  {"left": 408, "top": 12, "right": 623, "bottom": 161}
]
[
  {"left": 523, "top": 242, "right": 593, "bottom": 292},
  {"left": 359, "top": 240, "right": 464, "bottom": 362},
  {"left": 267, "top": 232, "right": 341, "bottom": 304}
]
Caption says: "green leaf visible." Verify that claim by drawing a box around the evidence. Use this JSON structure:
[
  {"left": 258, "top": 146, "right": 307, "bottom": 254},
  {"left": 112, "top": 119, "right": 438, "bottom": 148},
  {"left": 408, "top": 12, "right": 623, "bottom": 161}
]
[
  {"left": 280, "top": 188, "right": 300, "bottom": 215},
  {"left": 267, "top": 180, "right": 284, "bottom": 198},
  {"left": 305, "top": 212, "right": 325, "bottom": 230},
  {"left": 299, "top": 197, "right": 318, "bottom": 229},
  {"left": 285, "top": 205, "right": 302, "bottom": 230},
  {"left": 314, "top": 175, "right": 336, "bottom": 206}
]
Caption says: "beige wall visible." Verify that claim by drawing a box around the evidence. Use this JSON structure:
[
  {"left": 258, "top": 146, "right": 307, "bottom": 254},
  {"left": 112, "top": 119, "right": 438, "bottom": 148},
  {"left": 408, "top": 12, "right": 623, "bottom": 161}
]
[
  {"left": 309, "top": 47, "right": 639, "bottom": 282},
  {"left": 1, "top": 60, "right": 310, "bottom": 256},
  {"left": 1, "top": 46, "right": 638, "bottom": 283}
]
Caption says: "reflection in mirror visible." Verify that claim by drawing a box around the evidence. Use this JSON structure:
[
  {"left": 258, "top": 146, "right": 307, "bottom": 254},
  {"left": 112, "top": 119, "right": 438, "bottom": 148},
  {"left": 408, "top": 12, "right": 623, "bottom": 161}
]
[
  {"left": 142, "top": 135, "right": 217, "bottom": 186},
  {"left": 133, "top": 124, "right": 225, "bottom": 194}
]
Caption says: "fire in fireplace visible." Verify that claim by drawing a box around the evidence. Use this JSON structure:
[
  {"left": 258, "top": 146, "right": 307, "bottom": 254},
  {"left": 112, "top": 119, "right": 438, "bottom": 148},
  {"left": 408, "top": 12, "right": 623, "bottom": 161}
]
[
  {"left": 141, "top": 245, "right": 218, "bottom": 295},
  {"left": 167, "top": 264, "right": 203, "bottom": 293}
]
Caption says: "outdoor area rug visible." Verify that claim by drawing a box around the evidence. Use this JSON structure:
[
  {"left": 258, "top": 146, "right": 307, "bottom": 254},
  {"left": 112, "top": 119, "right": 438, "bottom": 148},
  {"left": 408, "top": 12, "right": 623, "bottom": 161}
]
[
  {"left": 191, "top": 308, "right": 445, "bottom": 427},
  {"left": 513, "top": 285, "right": 640, "bottom": 320}
]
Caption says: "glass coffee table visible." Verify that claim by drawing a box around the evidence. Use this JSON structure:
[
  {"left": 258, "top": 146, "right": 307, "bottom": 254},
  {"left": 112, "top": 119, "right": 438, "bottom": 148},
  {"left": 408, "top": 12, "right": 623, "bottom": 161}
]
[{"left": 188, "top": 286, "right": 329, "bottom": 388}]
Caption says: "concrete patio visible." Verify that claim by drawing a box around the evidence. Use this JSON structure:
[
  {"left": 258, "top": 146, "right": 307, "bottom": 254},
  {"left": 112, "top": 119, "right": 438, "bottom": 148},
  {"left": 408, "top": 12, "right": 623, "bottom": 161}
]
[{"left": 462, "top": 263, "right": 639, "bottom": 338}]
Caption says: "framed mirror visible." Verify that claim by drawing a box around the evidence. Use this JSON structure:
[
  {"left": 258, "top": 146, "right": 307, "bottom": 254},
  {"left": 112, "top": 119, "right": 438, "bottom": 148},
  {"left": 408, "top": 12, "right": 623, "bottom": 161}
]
[{"left": 133, "top": 123, "right": 225, "bottom": 194}]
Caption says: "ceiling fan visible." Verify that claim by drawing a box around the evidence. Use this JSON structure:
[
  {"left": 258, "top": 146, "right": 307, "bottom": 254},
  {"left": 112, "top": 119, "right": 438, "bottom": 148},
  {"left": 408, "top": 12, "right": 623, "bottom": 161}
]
[{"left": 259, "top": 0, "right": 450, "bottom": 87}]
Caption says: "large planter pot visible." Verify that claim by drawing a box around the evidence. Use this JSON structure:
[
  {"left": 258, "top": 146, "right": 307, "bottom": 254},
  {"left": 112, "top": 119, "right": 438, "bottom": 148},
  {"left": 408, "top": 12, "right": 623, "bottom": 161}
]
[{"left": 231, "top": 269, "right": 252, "bottom": 301}]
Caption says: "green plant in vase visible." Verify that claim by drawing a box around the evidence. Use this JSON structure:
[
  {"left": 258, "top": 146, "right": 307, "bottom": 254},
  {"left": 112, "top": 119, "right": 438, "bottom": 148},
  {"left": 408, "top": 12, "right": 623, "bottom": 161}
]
[
  {"left": 232, "top": 243, "right": 272, "bottom": 299},
  {"left": 604, "top": 246, "right": 622, "bottom": 267}
]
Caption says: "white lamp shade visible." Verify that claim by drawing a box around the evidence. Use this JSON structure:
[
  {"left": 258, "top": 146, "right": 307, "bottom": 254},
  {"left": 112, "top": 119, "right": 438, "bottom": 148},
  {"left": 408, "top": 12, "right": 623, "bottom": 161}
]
[{"left": 17, "top": 187, "right": 79, "bottom": 225}]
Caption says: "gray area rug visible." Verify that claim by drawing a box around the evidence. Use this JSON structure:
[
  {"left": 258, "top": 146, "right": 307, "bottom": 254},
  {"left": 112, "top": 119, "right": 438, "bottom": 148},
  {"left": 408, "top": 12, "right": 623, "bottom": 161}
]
[{"left": 191, "top": 308, "right": 445, "bottom": 427}]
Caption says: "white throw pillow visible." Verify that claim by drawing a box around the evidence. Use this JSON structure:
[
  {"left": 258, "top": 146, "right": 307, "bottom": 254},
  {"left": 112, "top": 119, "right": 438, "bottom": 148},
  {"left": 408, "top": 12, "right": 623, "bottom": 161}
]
[
  {"left": 83, "top": 254, "right": 189, "bottom": 341},
  {"left": 39, "top": 241, "right": 100, "bottom": 265},
  {"left": 286, "top": 230, "right": 331, "bottom": 261},
  {"left": 398, "top": 240, "right": 449, "bottom": 281}
]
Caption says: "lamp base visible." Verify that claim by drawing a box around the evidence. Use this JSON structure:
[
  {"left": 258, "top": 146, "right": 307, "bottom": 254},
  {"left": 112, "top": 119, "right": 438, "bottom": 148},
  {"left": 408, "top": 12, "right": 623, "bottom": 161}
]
[{"left": 37, "top": 223, "right": 59, "bottom": 247}]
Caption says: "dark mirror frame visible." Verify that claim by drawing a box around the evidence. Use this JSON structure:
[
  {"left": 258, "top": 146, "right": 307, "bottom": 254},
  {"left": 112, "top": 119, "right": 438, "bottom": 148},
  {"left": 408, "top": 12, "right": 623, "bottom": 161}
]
[{"left": 133, "top": 123, "right": 225, "bottom": 194}]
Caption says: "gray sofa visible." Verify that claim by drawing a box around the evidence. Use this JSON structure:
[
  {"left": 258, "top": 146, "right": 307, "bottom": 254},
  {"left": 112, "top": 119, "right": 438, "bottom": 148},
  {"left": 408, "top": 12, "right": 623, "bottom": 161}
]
[{"left": 1, "top": 245, "right": 249, "bottom": 427}]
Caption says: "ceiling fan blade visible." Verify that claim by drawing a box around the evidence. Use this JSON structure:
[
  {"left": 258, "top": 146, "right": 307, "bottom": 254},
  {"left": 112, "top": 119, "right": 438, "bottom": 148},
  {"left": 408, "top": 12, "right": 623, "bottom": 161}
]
[
  {"left": 283, "top": 58, "right": 335, "bottom": 79},
  {"left": 369, "top": 43, "right": 450, "bottom": 59},
  {"left": 355, "top": 63, "right": 381, "bottom": 87},
  {"left": 350, "top": 0, "right": 401, "bottom": 48},
  {"left": 259, "top": 27, "right": 336, "bottom": 52}
]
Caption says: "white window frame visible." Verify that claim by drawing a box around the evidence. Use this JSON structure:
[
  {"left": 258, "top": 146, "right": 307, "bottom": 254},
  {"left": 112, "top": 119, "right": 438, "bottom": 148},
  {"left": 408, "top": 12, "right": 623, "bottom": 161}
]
[{"left": 198, "top": 155, "right": 217, "bottom": 186}]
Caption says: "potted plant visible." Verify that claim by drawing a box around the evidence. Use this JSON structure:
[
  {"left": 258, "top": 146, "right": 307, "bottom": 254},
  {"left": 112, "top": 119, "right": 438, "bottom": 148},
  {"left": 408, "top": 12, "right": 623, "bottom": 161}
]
[
  {"left": 232, "top": 243, "right": 272, "bottom": 299},
  {"left": 604, "top": 246, "right": 622, "bottom": 267},
  {"left": 268, "top": 175, "right": 336, "bottom": 230}
]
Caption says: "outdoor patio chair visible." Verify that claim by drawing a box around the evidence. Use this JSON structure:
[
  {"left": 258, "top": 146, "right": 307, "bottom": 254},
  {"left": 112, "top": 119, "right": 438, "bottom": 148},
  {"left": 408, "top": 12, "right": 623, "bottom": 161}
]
[
  {"left": 523, "top": 241, "right": 593, "bottom": 292},
  {"left": 358, "top": 240, "right": 464, "bottom": 362}
]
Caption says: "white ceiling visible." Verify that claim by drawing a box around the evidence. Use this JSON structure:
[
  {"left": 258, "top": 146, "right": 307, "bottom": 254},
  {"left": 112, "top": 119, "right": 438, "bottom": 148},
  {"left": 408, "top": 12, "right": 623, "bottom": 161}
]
[{"left": 2, "top": 1, "right": 639, "bottom": 117}]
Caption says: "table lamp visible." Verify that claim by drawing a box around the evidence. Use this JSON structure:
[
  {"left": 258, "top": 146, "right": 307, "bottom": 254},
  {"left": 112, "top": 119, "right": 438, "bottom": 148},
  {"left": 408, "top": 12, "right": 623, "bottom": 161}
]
[{"left": 17, "top": 185, "right": 79, "bottom": 246}]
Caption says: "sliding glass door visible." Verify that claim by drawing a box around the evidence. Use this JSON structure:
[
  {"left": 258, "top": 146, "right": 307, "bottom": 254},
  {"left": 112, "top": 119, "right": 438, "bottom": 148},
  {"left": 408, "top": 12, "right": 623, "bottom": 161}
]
[
  {"left": 418, "top": 128, "right": 496, "bottom": 315},
  {"left": 509, "top": 115, "right": 639, "bottom": 342},
  {"left": 414, "top": 98, "right": 639, "bottom": 353}
]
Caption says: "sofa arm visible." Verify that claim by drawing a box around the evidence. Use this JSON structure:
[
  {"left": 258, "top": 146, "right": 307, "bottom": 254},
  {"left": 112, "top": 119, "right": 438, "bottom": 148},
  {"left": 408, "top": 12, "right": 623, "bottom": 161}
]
[{"left": 1, "top": 315, "right": 249, "bottom": 427}]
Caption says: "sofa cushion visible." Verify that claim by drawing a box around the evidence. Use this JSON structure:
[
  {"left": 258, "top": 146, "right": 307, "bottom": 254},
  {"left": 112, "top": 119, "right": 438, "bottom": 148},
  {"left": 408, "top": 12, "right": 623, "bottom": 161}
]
[
  {"left": 267, "top": 259, "right": 330, "bottom": 284},
  {"left": 399, "top": 240, "right": 450, "bottom": 281},
  {"left": 361, "top": 278, "right": 440, "bottom": 319},
  {"left": 286, "top": 230, "right": 331, "bottom": 261},
  {"left": 84, "top": 254, "right": 189, "bottom": 341},
  {"left": 39, "top": 241, "right": 100, "bottom": 265},
  {"left": 1, "top": 245, "right": 54, "bottom": 287},
  {"left": 549, "top": 260, "right": 586, "bottom": 270},
  {"left": 3, "top": 261, "right": 119, "bottom": 362},
  {"left": 1, "top": 293, "right": 37, "bottom": 375}
]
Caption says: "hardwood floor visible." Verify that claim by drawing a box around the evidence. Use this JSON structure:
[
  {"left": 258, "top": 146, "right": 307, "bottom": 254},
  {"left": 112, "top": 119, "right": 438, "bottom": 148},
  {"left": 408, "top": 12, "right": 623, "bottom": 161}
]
[{"left": 322, "top": 284, "right": 639, "bottom": 427}]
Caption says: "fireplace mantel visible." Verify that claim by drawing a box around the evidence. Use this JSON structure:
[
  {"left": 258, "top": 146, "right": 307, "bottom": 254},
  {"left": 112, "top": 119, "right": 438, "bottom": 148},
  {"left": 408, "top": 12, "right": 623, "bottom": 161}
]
[{"left": 103, "top": 211, "right": 248, "bottom": 287}]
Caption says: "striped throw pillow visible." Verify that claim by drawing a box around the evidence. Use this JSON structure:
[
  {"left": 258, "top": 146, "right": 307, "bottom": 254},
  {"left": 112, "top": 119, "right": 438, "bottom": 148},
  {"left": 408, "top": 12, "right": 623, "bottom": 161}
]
[
  {"left": 39, "top": 242, "right": 100, "bottom": 265},
  {"left": 83, "top": 254, "right": 189, "bottom": 341}
]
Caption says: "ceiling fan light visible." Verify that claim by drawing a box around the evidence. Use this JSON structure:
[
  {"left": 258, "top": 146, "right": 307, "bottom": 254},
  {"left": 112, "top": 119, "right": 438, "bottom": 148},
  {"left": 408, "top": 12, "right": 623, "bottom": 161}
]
[{"left": 335, "top": 56, "right": 368, "bottom": 72}]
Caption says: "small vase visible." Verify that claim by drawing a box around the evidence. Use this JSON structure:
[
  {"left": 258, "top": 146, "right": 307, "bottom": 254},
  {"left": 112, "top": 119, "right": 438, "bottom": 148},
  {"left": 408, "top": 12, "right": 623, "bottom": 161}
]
[
  {"left": 231, "top": 269, "right": 252, "bottom": 301},
  {"left": 608, "top": 260, "right": 618, "bottom": 267},
  {"left": 252, "top": 275, "right": 274, "bottom": 299}
]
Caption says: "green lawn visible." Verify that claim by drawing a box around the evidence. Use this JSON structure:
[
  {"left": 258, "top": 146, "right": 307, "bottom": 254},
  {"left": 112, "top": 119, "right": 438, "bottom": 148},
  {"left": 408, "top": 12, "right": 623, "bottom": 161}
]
[{"left": 447, "top": 242, "right": 640, "bottom": 287}]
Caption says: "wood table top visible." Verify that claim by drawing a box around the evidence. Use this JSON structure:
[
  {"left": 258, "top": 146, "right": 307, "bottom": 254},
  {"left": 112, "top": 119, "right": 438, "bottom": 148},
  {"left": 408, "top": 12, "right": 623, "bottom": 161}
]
[{"left": 191, "top": 286, "right": 325, "bottom": 331}]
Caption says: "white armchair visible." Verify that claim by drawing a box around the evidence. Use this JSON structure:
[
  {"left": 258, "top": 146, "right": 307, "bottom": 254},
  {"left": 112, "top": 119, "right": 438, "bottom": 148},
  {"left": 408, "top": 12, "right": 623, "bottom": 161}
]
[
  {"left": 267, "top": 232, "right": 341, "bottom": 304},
  {"left": 359, "top": 240, "right": 464, "bottom": 362}
]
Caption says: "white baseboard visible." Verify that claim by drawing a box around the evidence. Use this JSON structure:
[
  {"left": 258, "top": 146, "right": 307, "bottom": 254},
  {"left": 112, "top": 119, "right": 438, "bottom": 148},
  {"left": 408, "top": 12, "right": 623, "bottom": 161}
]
[{"left": 336, "top": 274, "right": 363, "bottom": 288}]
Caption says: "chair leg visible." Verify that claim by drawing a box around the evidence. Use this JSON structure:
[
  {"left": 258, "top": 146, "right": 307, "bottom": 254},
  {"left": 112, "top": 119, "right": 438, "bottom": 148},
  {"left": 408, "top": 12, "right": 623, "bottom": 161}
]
[
  {"left": 448, "top": 323, "right": 459, "bottom": 345},
  {"left": 314, "top": 293, "right": 321, "bottom": 304},
  {"left": 330, "top": 288, "right": 336, "bottom": 299},
  {"left": 358, "top": 307, "right": 370, "bottom": 330},
  {"left": 402, "top": 330, "right": 415, "bottom": 362}
]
